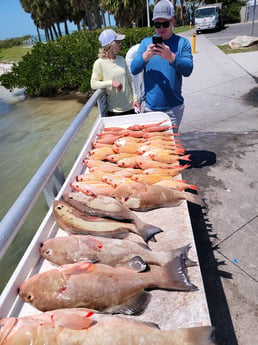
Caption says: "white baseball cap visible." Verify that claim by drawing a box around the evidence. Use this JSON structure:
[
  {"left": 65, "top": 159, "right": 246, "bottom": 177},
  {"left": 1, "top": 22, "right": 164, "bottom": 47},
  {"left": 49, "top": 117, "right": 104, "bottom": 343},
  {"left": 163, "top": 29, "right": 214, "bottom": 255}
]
[
  {"left": 153, "top": 0, "right": 174, "bottom": 21},
  {"left": 99, "top": 29, "right": 125, "bottom": 47}
]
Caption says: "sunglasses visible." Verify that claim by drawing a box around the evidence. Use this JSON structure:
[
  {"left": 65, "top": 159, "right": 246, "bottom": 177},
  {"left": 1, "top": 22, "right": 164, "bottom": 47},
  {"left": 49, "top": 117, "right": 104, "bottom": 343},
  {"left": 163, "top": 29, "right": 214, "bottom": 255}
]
[{"left": 154, "top": 21, "right": 170, "bottom": 28}]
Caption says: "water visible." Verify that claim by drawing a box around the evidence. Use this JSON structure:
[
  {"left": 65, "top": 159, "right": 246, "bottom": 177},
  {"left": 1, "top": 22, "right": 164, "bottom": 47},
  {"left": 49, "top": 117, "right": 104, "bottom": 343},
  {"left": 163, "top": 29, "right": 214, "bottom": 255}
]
[{"left": 0, "top": 86, "right": 99, "bottom": 291}]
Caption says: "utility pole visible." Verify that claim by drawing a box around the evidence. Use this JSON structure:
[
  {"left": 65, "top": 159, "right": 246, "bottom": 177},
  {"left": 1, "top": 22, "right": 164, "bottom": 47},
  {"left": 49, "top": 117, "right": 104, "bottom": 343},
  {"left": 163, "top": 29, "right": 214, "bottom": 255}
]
[
  {"left": 251, "top": 0, "right": 257, "bottom": 36},
  {"left": 146, "top": 0, "right": 150, "bottom": 27}
]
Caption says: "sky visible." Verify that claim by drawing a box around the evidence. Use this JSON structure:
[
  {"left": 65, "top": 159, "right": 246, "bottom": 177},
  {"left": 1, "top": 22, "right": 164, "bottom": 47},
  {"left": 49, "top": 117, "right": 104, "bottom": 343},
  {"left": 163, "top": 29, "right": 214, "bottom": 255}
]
[
  {"left": 0, "top": 0, "right": 81, "bottom": 40},
  {"left": 0, "top": 0, "right": 154, "bottom": 41}
]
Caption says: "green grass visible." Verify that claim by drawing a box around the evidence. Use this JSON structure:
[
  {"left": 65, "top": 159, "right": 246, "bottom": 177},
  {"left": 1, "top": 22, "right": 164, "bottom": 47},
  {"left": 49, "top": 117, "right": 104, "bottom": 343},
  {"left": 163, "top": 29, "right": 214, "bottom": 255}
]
[
  {"left": 175, "top": 25, "right": 192, "bottom": 33},
  {"left": 0, "top": 45, "right": 32, "bottom": 63},
  {"left": 218, "top": 43, "right": 258, "bottom": 54}
]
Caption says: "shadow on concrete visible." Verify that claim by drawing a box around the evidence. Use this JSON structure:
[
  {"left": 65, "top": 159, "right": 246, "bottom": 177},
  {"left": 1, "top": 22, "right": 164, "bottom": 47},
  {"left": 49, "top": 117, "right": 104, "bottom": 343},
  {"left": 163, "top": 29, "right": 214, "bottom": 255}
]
[
  {"left": 181, "top": 150, "right": 217, "bottom": 168},
  {"left": 180, "top": 148, "right": 238, "bottom": 344},
  {"left": 243, "top": 72, "right": 258, "bottom": 107},
  {"left": 187, "top": 202, "right": 238, "bottom": 345},
  {"left": 243, "top": 85, "right": 258, "bottom": 107}
]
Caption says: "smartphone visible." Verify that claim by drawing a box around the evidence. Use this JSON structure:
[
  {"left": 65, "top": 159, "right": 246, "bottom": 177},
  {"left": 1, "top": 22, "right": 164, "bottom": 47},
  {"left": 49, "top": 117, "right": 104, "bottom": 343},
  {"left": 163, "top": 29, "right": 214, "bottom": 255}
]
[{"left": 152, "top": 36, "right": 163, "bottom": 45}]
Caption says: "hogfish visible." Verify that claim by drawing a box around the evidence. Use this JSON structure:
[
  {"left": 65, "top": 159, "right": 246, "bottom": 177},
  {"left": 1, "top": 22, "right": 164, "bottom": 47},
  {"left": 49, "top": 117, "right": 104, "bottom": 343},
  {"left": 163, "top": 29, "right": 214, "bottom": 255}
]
[{"left": 53, "top": 200, "right": 162, "bottom": 243}]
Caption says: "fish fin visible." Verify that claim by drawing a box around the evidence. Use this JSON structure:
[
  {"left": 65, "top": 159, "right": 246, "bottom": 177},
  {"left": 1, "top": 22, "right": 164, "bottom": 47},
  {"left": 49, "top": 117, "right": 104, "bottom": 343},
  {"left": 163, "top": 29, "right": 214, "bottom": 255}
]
[
  {"left": 154, "top": 254, "right": 198, "bottom": 291},
  {"left": 110, "top": 231, "right": 131, "bottom": 240},
  {"left": 62, "top": 262, "right": 96, "bottom": 275},
  {"left": 104, "top": 291, "right": 151, "bottom": 315},
  {"left": 134, "top": 242, "right": 152, "bottom": 251},
  {"left": 174, "top": 244, "right": 198, "bottom": 267},
  {"left": 172, "top": 326, "right": 217, "bottom": 345},
  {"left": 105, "top": 215, "right": 133, "bottom": 221},
  {"left": 141, "top": 322, "right": 160, "bottom": 329},
  {"left": 80, "top": 235, "right": 104, "bottom": 252},
  {"left": 182, "top": 191, "right": 203, "bottom": 206},
  {"left": 130, "top": 319, "right": 160, "bottom": 329},
  {"left": 126, "top": 256, "right": 148, "bottom": 272},
  {"left": 53, "top": 314, "right": 94, "bottom": 330},
  {"left": 139, "top": 224, "right": 163, "bottom": 243},
  {"left": 116, "top": 256, "right": 147, "bottom": 271}
]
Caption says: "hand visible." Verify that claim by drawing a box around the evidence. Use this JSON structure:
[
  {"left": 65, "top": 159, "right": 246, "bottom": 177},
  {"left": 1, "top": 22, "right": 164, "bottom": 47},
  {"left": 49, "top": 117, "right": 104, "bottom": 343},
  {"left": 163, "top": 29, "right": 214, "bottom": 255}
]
[
  {"left": 153, "top": 43, "right": 176, "bottom": 64},
  {"left": 142, "top": 44, "right": 157, "bottom": 62},
  {"left": 112, "top": 80, "right": 123, "bottom": 91},
  {"left": 133, "top": 101, "right": 141, "bottom": 113}
]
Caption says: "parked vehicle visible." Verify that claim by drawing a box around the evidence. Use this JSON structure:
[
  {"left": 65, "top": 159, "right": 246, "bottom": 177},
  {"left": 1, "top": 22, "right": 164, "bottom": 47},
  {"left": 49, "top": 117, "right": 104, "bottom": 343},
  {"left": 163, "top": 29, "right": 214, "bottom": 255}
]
[{"left": 195, "top": 3, "right": 225, "bottom": 34}]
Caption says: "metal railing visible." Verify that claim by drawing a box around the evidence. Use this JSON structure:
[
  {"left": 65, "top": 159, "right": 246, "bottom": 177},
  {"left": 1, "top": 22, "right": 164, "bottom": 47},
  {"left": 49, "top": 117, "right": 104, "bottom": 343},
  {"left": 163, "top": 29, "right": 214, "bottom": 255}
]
[{"left": 0, "top": 89, "right": 106, "bottom": 260}]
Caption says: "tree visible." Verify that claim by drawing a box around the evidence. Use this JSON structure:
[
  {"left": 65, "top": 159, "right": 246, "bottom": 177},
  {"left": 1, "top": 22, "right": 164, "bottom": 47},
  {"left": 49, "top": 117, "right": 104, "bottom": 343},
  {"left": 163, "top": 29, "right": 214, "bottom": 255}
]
[
  {"left": 71, "top": 0, "right": 102, "bottom": 29},
  {"left": 20, "top": 0, "right": 82, "bottom": 41},
  {"left": 100, "top": 0, "right": 147, "bottom": 27}
]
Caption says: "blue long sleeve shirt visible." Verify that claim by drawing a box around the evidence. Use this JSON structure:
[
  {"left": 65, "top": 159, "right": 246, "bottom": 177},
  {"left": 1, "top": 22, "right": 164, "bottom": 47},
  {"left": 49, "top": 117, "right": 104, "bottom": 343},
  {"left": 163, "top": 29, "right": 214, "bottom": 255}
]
[{"left": 130, "top": 34, "right": 193, "bottom": 111}]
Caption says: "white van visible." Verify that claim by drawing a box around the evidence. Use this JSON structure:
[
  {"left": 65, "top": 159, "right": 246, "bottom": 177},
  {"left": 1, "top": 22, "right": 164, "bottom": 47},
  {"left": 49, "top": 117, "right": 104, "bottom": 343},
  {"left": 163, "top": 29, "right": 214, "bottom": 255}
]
[{"left": 195, "top": 4, "right": 224, "bottom": 34}]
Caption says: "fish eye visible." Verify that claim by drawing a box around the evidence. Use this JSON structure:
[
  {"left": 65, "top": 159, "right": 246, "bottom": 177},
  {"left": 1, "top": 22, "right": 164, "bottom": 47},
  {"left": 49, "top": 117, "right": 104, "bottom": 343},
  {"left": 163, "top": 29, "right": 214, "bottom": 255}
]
[
  {"left": 45, "top": 248, "right": 53, "bottom": 256},
  {"left": 26, "top": 294, "right": 33, "bottom": 301}
]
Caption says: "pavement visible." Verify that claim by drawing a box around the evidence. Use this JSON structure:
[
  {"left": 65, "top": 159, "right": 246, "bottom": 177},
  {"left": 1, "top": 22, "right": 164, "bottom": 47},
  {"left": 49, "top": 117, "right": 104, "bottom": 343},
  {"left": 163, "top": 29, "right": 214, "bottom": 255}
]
[{"left": 179, "top": 31, "right": 258, "bottom": 345}]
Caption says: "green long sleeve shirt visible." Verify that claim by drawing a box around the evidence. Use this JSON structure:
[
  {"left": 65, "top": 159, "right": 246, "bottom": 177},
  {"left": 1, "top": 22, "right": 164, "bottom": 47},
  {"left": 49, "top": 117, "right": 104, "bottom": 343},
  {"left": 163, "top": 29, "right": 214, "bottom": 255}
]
[{"left": 91, "top": 55, "right": 137, "bottom": 113}]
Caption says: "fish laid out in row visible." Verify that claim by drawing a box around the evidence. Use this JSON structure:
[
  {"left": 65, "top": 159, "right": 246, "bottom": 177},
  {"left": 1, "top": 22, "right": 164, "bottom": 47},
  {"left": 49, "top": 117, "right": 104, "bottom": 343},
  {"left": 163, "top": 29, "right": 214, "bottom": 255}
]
[
  {"left": 0, "top": 308, "right": 216, "bottom": 345},
  {"left": 11, "top": 120, "right": 208, "bottom": 344},
  {"left": 67, "top": 119, "right": 201, "bottom": 208},
  {"left": 70, "top": 179, "right": 201, "bottom": 209},
  {"left": 19, "top": 258, "right": 196, "bottom": 314},
  {"left": 41, "top": 234, "right": 196, "bottom": 268}
]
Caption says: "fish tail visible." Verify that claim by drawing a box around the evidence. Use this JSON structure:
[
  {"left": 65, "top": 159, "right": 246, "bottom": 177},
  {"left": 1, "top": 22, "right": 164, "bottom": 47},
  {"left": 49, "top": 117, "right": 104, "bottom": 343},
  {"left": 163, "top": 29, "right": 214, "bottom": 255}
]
[
  {"left": 179, "top": 154, "right": 191, "bottom": 161},
  {"left": 137, "top": 223, "right": 163, "bottom": 243},
  {"left": 179, "top": 164, "right": 191, "bottom": 170},
  {"left": 174, "top": 244, "right": 197, "bottom": 267},
  {"left": 170, "top": 326, "right": 217, "bottom": 345},
  {"left": 182, "top": 191, "right": 203, "bottom": 206},
  {"left": 186, "top": 184, "right": 199, "bottom": 191},
  {"left": 154, "top": 254, "right": 198, "bottom": 291}
]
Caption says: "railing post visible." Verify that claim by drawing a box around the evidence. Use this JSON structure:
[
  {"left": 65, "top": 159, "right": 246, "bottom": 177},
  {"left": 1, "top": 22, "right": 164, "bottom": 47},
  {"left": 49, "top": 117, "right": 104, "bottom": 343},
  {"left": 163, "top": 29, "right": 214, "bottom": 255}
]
[
  {"left": 43, "top": 165, "right": 65, "bottom": 206},
  {"left": 97, "top": 92, "right": 108, "bottom": 116}
]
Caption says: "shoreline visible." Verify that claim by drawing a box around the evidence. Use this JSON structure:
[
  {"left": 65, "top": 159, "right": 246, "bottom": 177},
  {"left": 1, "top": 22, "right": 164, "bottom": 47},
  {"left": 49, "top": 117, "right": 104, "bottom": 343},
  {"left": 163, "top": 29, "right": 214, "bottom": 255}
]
[{"left": 0, "top": 63, "right": 90, "bottom": 104}]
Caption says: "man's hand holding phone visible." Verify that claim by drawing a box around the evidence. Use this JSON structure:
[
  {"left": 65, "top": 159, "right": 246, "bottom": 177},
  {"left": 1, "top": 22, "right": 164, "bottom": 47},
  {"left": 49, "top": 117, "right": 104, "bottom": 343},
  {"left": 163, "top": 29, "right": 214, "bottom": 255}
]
[
  {"left": 152, "top": 36, "right": 163, "bottom": 46},
  {"left": 151, "top": 36, "right": 175, "bottom": 64},
  {"left": 143, "top": 36, "right": 174, "bottom": 63}
]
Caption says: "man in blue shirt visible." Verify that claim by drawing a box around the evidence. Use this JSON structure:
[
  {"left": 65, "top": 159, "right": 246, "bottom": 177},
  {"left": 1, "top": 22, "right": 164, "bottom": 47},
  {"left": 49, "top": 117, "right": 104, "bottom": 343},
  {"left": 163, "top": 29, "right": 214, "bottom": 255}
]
[{"left": 130, "top": 0, "right": 193, "bottom": 132}]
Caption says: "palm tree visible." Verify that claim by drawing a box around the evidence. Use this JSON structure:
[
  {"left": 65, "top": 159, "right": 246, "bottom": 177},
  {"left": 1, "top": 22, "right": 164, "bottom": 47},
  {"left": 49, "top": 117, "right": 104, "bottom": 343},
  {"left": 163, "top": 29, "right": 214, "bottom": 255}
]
[
  {"left": 20, "top": 0, "right": 104, "bottom": 41},
  {"left": 20, "top": 0, "right": 73, "bottom": 41},
  {"left": 100, "top": 0, "right": 147, "bottom": 27},
  {"left": 20, "top": 0, "right": 41, "bottom": 41},
  {"left": 71, "top": 0, "right": 102, "bottom": 29}
]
